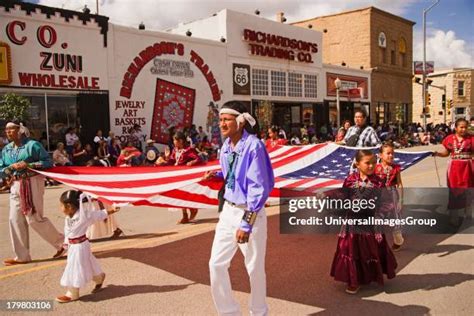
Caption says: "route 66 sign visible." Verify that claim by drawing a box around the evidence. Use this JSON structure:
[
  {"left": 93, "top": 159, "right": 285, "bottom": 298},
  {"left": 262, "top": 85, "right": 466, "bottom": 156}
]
[{"left": 233, "top": 63, "right": 250, "bottom": 95}]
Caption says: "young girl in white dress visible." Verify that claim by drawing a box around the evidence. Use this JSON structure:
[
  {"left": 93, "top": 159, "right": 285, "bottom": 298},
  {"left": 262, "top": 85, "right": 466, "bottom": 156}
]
[{"left": 56, "top": 190, "right": 119, "bottom": 303}]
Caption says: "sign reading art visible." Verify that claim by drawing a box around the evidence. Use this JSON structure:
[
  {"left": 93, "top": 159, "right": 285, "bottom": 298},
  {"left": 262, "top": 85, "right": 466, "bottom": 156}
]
[
  {"left": 233, "top": 63, "right": 250, "bottom": 95},
  {"left": 243, "top": 29, "right": 318, "bottom": 63}
]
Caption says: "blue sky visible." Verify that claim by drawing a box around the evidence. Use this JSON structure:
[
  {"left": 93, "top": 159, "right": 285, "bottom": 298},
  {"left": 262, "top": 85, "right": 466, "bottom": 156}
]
[{"left": 24, "top": 0, "right": 473, "bottom": 68}]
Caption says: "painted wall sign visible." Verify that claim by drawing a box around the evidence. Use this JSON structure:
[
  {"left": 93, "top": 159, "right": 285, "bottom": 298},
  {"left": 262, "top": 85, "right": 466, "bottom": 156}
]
[
  {"left": 1, "top": 19, "right": 106, "bottom": 90},
  {"left": 326, "top": 73, "right": 368, "bottom": 99},
  {"left": 0, "top": 42, "right": 12, "bottom": 84},
  {"left": 150, "top": 58, "right": 194, "bottom": 77},
  {"left": 243, "top": 28, "right": 318, "bottom": 63}
]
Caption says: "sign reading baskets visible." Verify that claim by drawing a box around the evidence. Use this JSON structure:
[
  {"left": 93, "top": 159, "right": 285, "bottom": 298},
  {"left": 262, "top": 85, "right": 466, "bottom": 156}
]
[{"left": 243, "top": 28, "right": 318, "bottom": 63}]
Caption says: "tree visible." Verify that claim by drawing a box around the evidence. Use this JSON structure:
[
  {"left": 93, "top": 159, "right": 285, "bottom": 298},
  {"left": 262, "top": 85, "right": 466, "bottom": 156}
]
[
  {"left": 395, "top": 103, "right": 405, "bottom": 136},
  {"left": 0, "top": 93, "right": 31, "bottom": 122}
]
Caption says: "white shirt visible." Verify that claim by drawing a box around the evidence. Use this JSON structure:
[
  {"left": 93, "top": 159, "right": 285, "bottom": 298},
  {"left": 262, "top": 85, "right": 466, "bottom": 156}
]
[
  {"left": 94, "top": 136, "right": 105, "bottom": 144},
  {"left": 65, "top": 133, "right": 79, "bottom": 146},
  {"left": 64, "top": 204, "right": 107, "bottom": 241}
]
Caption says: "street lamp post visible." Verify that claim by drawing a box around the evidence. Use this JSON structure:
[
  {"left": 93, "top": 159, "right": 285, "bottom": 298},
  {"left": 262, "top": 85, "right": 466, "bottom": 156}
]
[
  {"left": 335, "top": 77, "right": 342, "bottom": 128},
  {"left": 422, "top": 0, "right": 440, "bottom": 129}
]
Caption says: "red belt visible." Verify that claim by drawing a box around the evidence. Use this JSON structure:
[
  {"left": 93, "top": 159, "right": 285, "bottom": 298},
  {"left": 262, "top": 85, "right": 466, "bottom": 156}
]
[{"left": 68, "top": 235, "right": 88, "bottom": 244}]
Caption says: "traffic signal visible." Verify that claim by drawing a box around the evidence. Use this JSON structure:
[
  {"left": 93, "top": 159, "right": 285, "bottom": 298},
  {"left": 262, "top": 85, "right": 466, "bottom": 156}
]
[
  {"left": 442, "top": 94, "right": 446, "bottom": 109},
  {"left": 426, "top": 93, "right": 431, "bottom": 106},
  {"left": 447, "top": 99, "right": 453, "bottom": 109},
  {"left": 413, "top": 76, "right": 421, "bottom": 84}
]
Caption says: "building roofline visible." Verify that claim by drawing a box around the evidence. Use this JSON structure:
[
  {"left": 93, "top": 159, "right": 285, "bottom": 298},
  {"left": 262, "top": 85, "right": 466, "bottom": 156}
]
[
  {"left": 1, "top": 0, "right": 109, "bottom": 46},
  {"left": 427, "top": 68, "right": 473, "bottom": 77},
  {"left": 292, "top": 6, "right": 415, "bottom": 26}
]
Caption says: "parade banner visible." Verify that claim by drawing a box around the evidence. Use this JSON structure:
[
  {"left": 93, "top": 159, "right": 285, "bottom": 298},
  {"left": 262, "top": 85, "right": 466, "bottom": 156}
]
[{"left": 35, "top": 143, "right": 432, "bottom": 208}]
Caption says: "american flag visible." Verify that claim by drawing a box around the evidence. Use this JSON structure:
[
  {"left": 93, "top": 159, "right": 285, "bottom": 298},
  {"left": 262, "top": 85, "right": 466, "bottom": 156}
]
[{"left": 36, "top": 143, "right": 431, "bottom": 208}]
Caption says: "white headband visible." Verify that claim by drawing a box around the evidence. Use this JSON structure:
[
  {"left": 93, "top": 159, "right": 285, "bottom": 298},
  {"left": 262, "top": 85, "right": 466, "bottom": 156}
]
[
  {"left": 6, "top": 122, "right": 30, "bottom": 137},
  {"left": 219, "top": 108, "right": 257, "bottom": 128}
]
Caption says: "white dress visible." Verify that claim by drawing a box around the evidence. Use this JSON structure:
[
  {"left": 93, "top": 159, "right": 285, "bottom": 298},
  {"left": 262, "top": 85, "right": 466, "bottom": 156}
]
[
  {"left": 85, "top": 201, "right": 119, "bottom": 240},
  {"left": 60, "top": 205, "right": 108, "bottom": 288}
]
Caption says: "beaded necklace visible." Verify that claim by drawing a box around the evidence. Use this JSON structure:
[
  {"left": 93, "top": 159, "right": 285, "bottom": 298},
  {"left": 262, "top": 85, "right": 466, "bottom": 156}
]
[
  {"left": 453, "top": 135, "right": 465, "bottom": 155},
  {"left": 380, "top": 163, "right": 393, "bottom": 186},
  {"left": 174, "top": 148, "right": 185, "bottom": 166},
  {"left": 10, "top": 144, "right": 23, "bottom": 162}
]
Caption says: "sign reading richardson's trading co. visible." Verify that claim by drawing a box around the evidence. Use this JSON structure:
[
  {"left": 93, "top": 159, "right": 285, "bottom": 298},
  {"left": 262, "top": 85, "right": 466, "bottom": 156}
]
[
  {"left": 233, "top": 63, "right": 250, "bottom": 95},
  {"left": 243, "top": 29, "right": 318, "bottom": 63}
]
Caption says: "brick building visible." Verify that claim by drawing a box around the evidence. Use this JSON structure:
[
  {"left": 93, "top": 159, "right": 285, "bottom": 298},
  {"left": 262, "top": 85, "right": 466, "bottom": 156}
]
[
  {"left": 413, "top": 68, "right": 473, "bottom": 125},
  {"left": 293, "top": 7, "right": 415, "bottom": 125}
]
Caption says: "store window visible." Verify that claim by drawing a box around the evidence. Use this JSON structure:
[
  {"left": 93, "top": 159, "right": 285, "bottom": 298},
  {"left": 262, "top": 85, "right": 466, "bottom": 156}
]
[
  {"left": 377, "top": 102, "right": 388, "bottom": 125},
  {"left": 304, "top": 74, "right": 318, "bottom": 98},
  {"left": 380, "top": 48, "right": 386, "bottom": 63},
  {"left": 251, "top": 69, "right": 269, "bottom": 96},
  {"left": 47, "top": 96, "right": 77, "bottom": 149},
  {"left": 455, "top": 107, "right": 466, "bottom": 115},
  {"left": 458, "top": 81, "right": 465, "bottom": 96},
  {"left": 288, "top": 73, "right": 303, "bottom": 97},
  {"left": 27, "top": 95, "right": 79, "bottom": 151},
  {"left": 398, "top": 37, "right": 407, "bottom": 67},
  {"left": 329, "top": 101, "right": 337, "bottom": 126},
  {"left": 302, "top": 103, "right": 313, "bottom": 126},
  {"left": 271, "top": 71, "right": 286, "bottom": 97}
]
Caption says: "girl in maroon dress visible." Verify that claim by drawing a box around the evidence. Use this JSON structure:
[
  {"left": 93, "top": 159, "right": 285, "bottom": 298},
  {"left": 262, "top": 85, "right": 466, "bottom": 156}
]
[
  {"left": 375, "top": 143, "right": 404, "bottom": 251},
  {"left": 330, "top": 150, "right": 397, "bottom": 294},
  {"left": 156, "top": 132, "right": 202, "bottom": 224},
  {"left": 433, "top": 118, "right": 473, "bottom": 225}
]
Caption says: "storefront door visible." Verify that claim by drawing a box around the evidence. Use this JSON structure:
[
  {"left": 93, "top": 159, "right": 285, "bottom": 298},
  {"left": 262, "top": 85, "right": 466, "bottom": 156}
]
[{"left": 77, "top": 93, "right": 110, "bottom": 145}]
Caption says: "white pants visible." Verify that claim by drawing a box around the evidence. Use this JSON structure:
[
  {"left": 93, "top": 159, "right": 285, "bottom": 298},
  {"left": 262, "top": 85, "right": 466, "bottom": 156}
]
[
  {"left": 209, "top": 202, "right": 268, "bottom": 316},
  {"left": 9, "top": 175, "right": 64, "bottom": 261}
]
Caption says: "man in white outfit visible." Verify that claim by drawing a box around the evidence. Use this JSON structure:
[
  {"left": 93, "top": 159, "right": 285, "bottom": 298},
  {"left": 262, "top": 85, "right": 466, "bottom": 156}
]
[{"left": 204, "top": 101, "right": 274, "bottom": 315}]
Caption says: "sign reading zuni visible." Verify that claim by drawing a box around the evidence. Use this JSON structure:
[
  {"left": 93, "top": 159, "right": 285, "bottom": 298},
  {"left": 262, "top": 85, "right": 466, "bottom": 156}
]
[{"left": 243, "top": 29, "right": 318, "bottom": 63}]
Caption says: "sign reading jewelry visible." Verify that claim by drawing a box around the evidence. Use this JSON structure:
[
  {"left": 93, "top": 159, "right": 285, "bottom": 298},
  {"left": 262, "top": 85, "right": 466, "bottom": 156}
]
[{"left": 243, "top": 29, "right": 318, "bottom": 63}]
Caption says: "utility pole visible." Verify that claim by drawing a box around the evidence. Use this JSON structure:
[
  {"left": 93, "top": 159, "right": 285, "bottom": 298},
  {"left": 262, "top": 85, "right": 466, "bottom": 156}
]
[{"left": 422, "top": 0, "right": 440, "bottom": 129}]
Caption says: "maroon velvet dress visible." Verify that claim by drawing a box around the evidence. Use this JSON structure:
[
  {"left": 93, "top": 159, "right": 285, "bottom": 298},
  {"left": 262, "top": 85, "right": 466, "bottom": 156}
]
[
  {"left": 330, "top": 172, "right": 397, "bottom": 288},
  {"left": 442, "top": 134, "right": 473, "bottom": 209}
]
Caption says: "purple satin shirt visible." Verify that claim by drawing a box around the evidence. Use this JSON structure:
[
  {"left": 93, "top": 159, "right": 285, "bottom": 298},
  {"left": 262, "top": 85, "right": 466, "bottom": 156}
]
[{"left": 216, "top": 130, "right": 274, "bottom": 232}]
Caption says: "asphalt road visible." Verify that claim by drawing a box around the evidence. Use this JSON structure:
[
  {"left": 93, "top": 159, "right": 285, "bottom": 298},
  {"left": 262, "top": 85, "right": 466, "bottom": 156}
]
[{"left": 0, "top": 144, "right": 472, "bottom": 315}]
